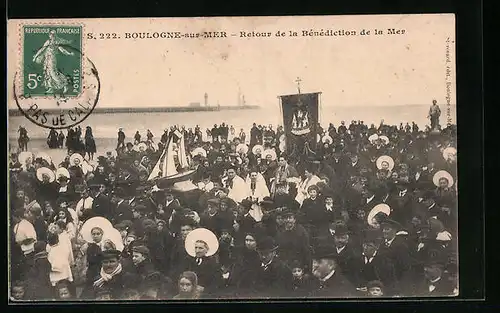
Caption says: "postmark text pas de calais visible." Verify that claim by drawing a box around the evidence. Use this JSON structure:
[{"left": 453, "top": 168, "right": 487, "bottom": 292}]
[
  {"left": 23, "top": 25, "right": 82, "bottom": 97},
  {"left": 15, "top": 24, "right": 100, "bottom": 130}
]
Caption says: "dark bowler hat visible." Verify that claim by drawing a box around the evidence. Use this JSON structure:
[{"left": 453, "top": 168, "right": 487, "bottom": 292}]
[
  {"left": 290, "top": 259, "right": 305, "bottom": 270},
  {"left": 424, "top": 248, "right": 447, "bottom": 268},
  {"left": 281, "top": 207, "right": 297, "bottom": 217},
  {"left": 207, "top": 198, "right": 220, "bottom": 206},
  {"left": 240, "top": 198, "right": 253, "bottom": 209},
  {"left": 256, "top": 236, "right": 279, "bottom": 252},
  {"left": 381, "top": 219, "right": 404, "bottom": 231},
  {"left": 102, "top": 249, "right": 122, "bottom": 260},
  {"left": 333, "top": 225, "right": 350, "bottom": 236},
  {"left": 367, "top": 280, "right": 385, "bottom": 290},
  {"left": 132, "top": 245, "right": 150, "bottom": 257},
  {"left": 362, "top": 229, "right": 383, "bottom": 245},
  {"left": 259, "top": 197, "right": 275, "bottom": 208},
  {"left": 115, "top": 220, "right": 133, "bottom": 231},
  {"left": 321, "top": 189, "right": 335, "bottom": 199},
  {"left": 312, "top": 245, "right": 337, "bottom": 260}
]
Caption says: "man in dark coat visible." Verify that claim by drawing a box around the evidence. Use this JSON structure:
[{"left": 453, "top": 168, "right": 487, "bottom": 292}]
[
  {"left": 110, "top": 188, "right": 134, "bottom": 224},
  {"left": 309, "top": 245, "right": 356, "bottom": 298},
  {"left": 378, "top": 219, "right": 412, "bottom": 282},
  {"left": 350, "top": 229, "right": 398, "bottom": 296},
  {"left": 251, "top": 236, "right": 293, "bottom": 298},
  {"left": 275, "top": 209, "right": 312, "bottom": 272},
  {"left": 81, "top": 249, "right": 139, "bottom": 300},
  {"left": 130, "top": 245, "right": 162, "bottom": 296},
  {"left": 331, "top": 225, "right": 362, "bottom": 285},
  {"left": 413, "top": 249, "right": 454, "bottom": 296}
]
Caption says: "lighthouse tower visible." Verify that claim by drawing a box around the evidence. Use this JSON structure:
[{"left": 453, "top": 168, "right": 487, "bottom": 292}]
[{"left": 204, "top": 92, "right": 208, "bottom": 107}]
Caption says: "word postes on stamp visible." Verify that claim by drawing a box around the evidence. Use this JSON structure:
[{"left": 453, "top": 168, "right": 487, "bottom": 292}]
[
  {"left": 23, "top": 25, "right": 83, "bottom": 97},
  {"left": 15, "top": 24, "right": 100, "bottom": 130}
]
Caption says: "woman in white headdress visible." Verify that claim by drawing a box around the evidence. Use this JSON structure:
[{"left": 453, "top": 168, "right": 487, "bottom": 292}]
[{"left": 245, "top": 169, "right": 270, "bottom": 201}]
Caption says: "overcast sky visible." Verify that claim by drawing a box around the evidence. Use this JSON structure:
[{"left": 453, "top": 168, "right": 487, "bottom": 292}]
[{"left": 8, "top": 14, "right": 455, "bottom": 109}]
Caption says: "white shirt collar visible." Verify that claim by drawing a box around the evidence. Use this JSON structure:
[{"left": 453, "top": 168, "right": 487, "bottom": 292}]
[
  {"left": 385, "top": 237, "right": 396, "bottom": 246},
  {"left": 363, "top": 250, "right": 377, "bottom": 263},
  {"left": 366, "top": 194, "right": 375, "bottom": 203},
  {"left": 336, "top": 245, "right": 346, "bottom": 254}
]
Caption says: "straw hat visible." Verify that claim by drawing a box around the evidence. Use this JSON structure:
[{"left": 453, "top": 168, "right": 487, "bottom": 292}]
[
  {"left": 367, "top": 203, "right": 391, "bottom": 227},
  {"left": 80, "top": 217, "right": 114, "bottom": 244},
  {"left": 236, "top": 143, "right": 249, "bottom": 155},
  {"left": 191, "top": 147, "right": 207, "bottom": 158},
  {"left": 376, "top": 155, "right": 395, "bottom": 171},
  {"left": 69, "top": 153, "right": 84, "bottom": 166},
  {"left": 55, "top": 167, "right": 71, "bottom": 180},
  {"left": 262, "top": 149, "right": 277, "bottom": 161},
  {"left": 322, "top": 135, "right": 333, "bottom": 144},
  {"left": 103, "top": 228, "right": 125, "bottom": 252},
  {"left": 442, "top": 147, "right": 457, "bottom": 161},
  {"left": 279, "top": 141, "right": 286, "bottom": 152},
  {"left": 368, "top": 134, "right": 379, "bottom": 143},
  {"left": 184, "top": 228, "right": 219, "bottom": 257},
  {"left": 134, "top": 142, "right": 148, "bottom": 152},
  {"left": 379, "top": 135, "right": 390, "bottom": 145},
  {"left": 252, "top": 145, "right": 264, "bottom": 155},
  {"left": 433, "top": 170, "right": 454, "bottom": 188},
  {"left": 18, "top": 151, "right": 33, "bottom": 165},
  {"left": 36, "top": 167, "right": 55, "bottom": 183}
]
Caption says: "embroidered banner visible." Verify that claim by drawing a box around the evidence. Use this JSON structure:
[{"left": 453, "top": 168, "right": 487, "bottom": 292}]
[{"left": 280, "top": 92, "right": 320, "bottom": 160}]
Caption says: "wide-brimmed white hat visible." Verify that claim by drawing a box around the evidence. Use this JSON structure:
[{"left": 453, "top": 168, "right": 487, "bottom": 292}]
[
  {"left": 322, "top": 135, "right": 333, "bottom": 144},
  {"left": 69, "top": 153, "right": 84, "bottom": 166},
  {"left": 134, "top": 142, "right": 148, "bottom": 152},
  {"left": 279, "top": 141, "right": 286, "bottom": 152},
  {"left": 184, "top": 228, "right": 219, "bottom": 257},
  {"left": 252, "top": 145, "right": 264, "bottom": 155},
  {"left": 80, "top": 217, "right": 114, "bottom": 244},
  {"left": 376, "top": 155, "right": 395, "bottom": 171},
  {"left": 56, "top": 167, "right": 71, "bottom": 180},
  {"left": 367, "top": 203, "right": 391, "bottom": 227},
  {"left": 35, "top": 152, "right": 52, "bottom": 164},
  {"left": 191, "top": 147, "right": 207, "bottom": 158},
  {"left": 36, "top": 167, "right": 55, "bottom": 183},
  {"left": 262, "top": 149, "right": 277, "bottom": 161},
  {"left": 236, "top": 143, "right": 249, "bottom": 155},
  {"left": 379, "top": 135, "right": 390, "bottom": 145},
  {"left": 102, "top": 228, "right": 125, "bottom": 252},
  {"left": 433, "top": 170, "right": 454, "bottom": 187},
  {"left": 18, "top": 151, "right": 33, "bottom": 165},
  {"left": 442, "top": 147, "right": 457, "bottom": 161},
  {"left": 81, "top": 161, "right": 94, "bottom": 175},
  {"left": 368, "top": 134, "right": 379, "bottom": 143}
]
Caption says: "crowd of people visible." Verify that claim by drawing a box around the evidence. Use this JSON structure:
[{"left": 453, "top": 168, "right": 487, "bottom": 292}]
[{"left": 9, "top": 112, "right": 458, "bottom": 301}]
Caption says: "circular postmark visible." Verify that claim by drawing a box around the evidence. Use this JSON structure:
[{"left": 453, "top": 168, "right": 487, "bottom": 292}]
[{"left": 13, "top": 44, "right": 100, "bottom": 130}]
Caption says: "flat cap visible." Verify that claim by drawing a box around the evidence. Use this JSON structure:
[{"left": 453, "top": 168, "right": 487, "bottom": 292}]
[{"left": 132, "top": 245, "right": 150, "bottom": 256}]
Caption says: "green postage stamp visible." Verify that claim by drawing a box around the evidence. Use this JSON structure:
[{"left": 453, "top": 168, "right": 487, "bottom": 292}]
[{"left": 22, "top": 25, "right": 82, "bottom": 97}]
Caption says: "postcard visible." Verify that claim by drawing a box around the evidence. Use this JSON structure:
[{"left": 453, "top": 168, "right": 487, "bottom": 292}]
[{"left": 7, "top": 14, "right": 457, "bottom": 301}]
